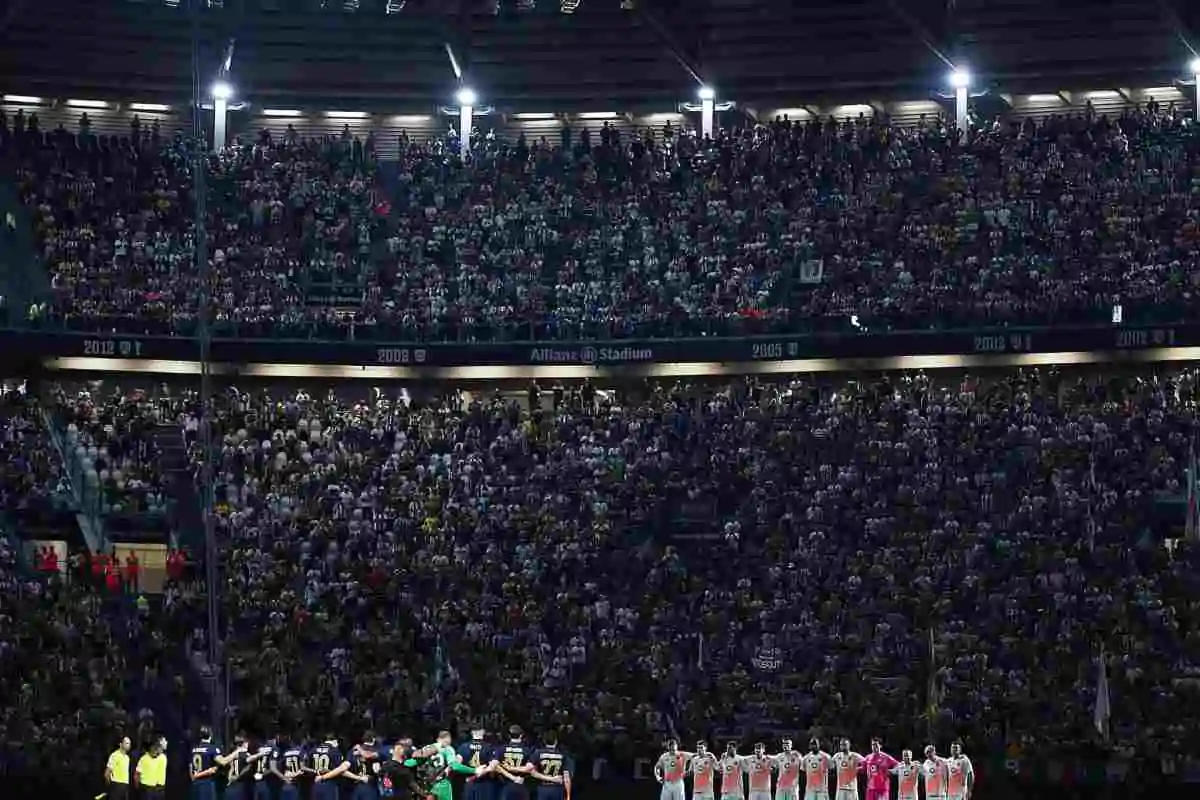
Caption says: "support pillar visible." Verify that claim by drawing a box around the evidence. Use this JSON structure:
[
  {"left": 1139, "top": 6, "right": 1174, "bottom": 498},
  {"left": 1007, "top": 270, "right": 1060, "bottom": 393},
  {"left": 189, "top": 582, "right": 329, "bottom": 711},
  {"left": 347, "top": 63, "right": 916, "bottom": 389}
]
[
  {"left": 459, "top": 104, "right": 473, "bottom": 158},
  {"left": 213, "top": 98, "right": 228, "bottom": 153},
  {"left": 1194, "top": 73, "right": 1200, "bottom": 123},
  {"left": 701, "top": 97, "right": 715, "bottom": 140},
  {"left": 955, "top": 86, "right": 968, "bottom": 137}
]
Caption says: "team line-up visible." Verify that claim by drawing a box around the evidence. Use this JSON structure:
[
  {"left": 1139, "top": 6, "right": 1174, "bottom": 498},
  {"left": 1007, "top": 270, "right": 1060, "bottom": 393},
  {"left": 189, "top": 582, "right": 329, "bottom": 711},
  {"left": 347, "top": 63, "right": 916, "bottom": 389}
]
[
  {"left": 187, "top": 725, "right": 575, "bottom": 800},
  {"left": 653, "top": 738, "right": 974, "bottom": 800}
]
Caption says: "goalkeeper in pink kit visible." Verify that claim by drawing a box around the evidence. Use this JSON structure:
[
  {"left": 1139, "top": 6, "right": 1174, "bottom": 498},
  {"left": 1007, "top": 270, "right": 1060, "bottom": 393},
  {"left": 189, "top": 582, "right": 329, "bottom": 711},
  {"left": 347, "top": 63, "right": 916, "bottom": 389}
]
[{"left": 861, "top": 739, "right": 898, "bottom": 800}]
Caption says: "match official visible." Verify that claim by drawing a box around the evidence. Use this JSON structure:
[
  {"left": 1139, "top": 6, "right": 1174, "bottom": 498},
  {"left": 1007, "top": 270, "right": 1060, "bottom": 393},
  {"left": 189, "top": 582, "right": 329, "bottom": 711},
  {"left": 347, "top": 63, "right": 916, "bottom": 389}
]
[
  {"left": 136, "top": 738, "right": 168, "bottom": 800},
  {"left": 104, "top": 736, "right": 133, "bottom": 800}
]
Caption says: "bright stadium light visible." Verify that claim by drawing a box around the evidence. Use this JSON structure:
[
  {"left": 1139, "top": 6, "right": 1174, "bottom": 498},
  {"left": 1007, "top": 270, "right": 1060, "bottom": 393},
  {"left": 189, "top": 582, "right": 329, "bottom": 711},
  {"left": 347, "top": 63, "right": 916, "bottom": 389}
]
[
  {"left": 698, "top": 85, "right": 716, "bottom": 101},
  {"left": 455, "top": 86, "right": 477, "bottom": 107},
  {"left": 211, "top": 80, "right": 234, "bottom": 101},
  {"left": 949, "top": 68, "right": 971, "bottom": 90},
  {"left": 1191, "top": 57, "right": 1200, "bottom": 76}
]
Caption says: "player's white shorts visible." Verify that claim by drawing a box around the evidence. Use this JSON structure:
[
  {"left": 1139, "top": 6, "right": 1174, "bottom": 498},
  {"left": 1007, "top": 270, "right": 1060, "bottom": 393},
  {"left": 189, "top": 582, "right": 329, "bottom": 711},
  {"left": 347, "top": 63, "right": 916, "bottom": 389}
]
[
  {"left": 661, "top": 782, "right": 686, "bottom": 800},
  {"left": 693, "top": 793, "right": 716, "bottom": 800},
  {"left": 803, "top": 791, "right": 830, "bottom": 800},
  {"left": 775, "top": 789, "right": 799, "bottom": 800},
  {"left": 835, "top": 791, "right": 859, "bottom": 800},
  {"left": 749, "top": 790, "right": 771, "bottom": 800}
]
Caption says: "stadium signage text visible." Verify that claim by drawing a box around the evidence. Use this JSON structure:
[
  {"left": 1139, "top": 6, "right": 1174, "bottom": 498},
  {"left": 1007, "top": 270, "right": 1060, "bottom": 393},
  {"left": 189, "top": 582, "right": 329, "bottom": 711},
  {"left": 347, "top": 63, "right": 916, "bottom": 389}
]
[
  {"left": 6, "top": 322, "right": 1192, "bottom": 370},
  {"left": 529, "top": 346, "right": 655, "bottom": 364}
]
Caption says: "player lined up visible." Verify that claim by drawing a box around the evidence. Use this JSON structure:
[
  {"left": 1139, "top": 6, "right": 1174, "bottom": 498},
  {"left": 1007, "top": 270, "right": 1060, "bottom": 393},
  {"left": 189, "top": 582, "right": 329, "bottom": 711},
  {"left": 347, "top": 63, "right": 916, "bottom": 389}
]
[
  {"left": 188, "top": 724, "right": 572, "bottom": 800},
  {"left": 654, "top": 738, "right": 973, "bottom": 800}
]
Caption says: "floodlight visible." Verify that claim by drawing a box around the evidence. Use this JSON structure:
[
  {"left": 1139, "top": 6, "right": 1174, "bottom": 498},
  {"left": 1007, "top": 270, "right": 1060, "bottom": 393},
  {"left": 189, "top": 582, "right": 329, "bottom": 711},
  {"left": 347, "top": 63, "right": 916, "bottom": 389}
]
[
  {"left": 211, "top": 80, "right": 234, "bottom": 101},
  {"left": 456, "top": 87, "right": 477, "bottom": 107},
  {"left": 698, "top": 85, "right": 716, "bottom": 101},
  {"left": 1190, "top": 57, "right": 1200, "bottom": 76},
  {"left": 949, "top": 68, "right": 971, "bottom": 90}
]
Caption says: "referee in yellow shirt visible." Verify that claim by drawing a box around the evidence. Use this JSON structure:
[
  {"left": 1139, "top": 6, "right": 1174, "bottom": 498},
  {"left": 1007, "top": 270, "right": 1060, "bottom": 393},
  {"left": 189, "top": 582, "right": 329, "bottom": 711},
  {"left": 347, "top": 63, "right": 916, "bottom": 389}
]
[
  {"left": 104, "top": 736, "right": 132, "bottom": 800},
  {"left": 136, "top": 737, "right": 169, "bottom": 800}
]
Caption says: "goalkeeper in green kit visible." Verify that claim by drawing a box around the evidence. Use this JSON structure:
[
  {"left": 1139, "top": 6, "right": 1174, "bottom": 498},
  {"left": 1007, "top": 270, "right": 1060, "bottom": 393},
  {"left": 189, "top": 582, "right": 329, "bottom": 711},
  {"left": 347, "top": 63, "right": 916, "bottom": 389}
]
[{"left": 411, "top": 731, "right": 494, "bottom": 800}]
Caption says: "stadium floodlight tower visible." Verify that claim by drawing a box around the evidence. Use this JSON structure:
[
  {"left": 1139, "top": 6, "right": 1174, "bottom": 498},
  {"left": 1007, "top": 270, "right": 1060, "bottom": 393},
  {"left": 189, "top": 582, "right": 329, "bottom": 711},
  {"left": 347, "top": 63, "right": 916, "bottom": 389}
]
[
  {"left": 455, "top": 86, "right": 477, "bottom": 158},
  {"left": 1191, "top": 57, "right": 1200, "bottom": 122},
  {"left": 698, "top": 85, "right": 716, "bottom": 139},
  {"left": 948, "top": 67, "right": 971, "bottom": 135},
  {"left": 211, "top": 79, "right": 234, "bottom": 152}
]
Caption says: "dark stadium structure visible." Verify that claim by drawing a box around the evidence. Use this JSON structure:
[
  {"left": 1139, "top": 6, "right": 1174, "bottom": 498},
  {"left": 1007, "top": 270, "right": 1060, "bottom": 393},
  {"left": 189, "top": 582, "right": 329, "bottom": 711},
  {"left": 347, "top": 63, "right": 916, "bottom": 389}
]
[{"left": 1, "top": 0, "right": 1199, "bottom": 107}]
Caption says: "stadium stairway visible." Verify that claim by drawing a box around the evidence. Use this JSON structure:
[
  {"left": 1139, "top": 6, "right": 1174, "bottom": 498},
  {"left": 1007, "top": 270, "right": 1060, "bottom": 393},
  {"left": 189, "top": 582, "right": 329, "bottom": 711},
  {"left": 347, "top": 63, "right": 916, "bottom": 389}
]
[
  {"left": 38, "top": 404, "right": 106, "bottom": 552},
  {"left": 150, "top": 424, "right": 205, "bottom": 553}
]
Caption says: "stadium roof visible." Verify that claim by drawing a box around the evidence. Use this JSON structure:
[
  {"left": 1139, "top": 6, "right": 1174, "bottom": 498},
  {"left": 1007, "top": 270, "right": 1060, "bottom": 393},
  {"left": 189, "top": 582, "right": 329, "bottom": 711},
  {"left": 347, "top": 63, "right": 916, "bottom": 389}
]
[{"left": 0, "top": 0, "right": 1197, "bottom": 111}]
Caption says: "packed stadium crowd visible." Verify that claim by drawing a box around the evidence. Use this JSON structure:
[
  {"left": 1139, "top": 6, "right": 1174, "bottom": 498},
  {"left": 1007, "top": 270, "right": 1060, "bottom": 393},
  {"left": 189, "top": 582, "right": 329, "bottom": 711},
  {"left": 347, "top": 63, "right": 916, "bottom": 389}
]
[
  {"left": 4, "top": 367, "right": 1200, "bottom": 787},
  {"left": 3, "top": 98, "right": 1200, "bottom": 796},
  {"left": 4, "top": 96, "right": 1200, "bottom": 341}
]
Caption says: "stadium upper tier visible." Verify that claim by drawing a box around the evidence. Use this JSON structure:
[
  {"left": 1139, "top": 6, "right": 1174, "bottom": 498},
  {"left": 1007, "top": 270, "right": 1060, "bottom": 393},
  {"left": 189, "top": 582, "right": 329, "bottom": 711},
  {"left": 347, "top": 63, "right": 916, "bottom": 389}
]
[
  {"left": 1, "top": 0, "right": 1198, "bottom": 108},
  {"left": 2, "top": 98, "right": 1200, "bottom": 364}
]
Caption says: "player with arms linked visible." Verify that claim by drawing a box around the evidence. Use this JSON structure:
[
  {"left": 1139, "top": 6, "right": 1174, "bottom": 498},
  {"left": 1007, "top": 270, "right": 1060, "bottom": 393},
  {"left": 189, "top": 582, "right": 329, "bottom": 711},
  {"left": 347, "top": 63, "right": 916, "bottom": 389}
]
[
  {"left": 717, "top": 742, "right": 747, "bottom": 800},
  {"left": 311, "top": 734, "right": 353, "bottom": 800},
  {"left": 269, "top": 733, "right": 309, "bottom": 800},
  {"left": 745, "top": 743, "right": 772, "bottom": 800},
  {"left": 655, "top": 738, "right": 694, "bottom": 800},
  {"left": 830, "top": 740, "right": 864, "bottom": 800},
  {"left": 862, "top": 739, "right": 898, "bottom": 800},
  {"left": 493, "top": 725, "right": 535, "bottom": 800},
  {"left": 252, "top": 735, "right": 278, "bottom": 800},
  {"left": 888, "top": 750, "right": 921, "bottom": 800},
  {"left": 189, "top": 726, "right": 244, "bottom": 800},
  {"left": 459, "top": 725, "right": 498, "bottom": 800},
  {"left": 945, "top": 741, "right": 973, "bottom": 800},
  {"left": 347, "top": 731, "right": 383, "bottom": 800},
  {"left": 529, "top": 731, "right": 574, "bottom": 800},
  {"left": 771, "top": 739, "right": 803, "bottom": 800},
  {"left": 801, "top": 738, "right": 831, "bottom": 800},
  {"left": 225, "top": 733, "right": 269, "bottom": 800},
  {"left": 689, "top": 741, "right": 720, "bottom": 800}
]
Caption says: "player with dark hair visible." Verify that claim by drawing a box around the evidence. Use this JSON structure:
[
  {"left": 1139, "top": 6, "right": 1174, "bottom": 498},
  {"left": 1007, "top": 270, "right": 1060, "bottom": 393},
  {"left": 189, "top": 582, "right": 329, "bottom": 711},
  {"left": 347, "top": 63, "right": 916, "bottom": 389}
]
[
  {"left": 690, "top": 742, "right": 720, "bottom": 800},
  {"left": 862, "top": 738, "right": 898, "bottom": 800},
  {"left": 529, "top": 731, "right": 573, "bottom": 800},
  {"left": 271, "top": 733, "right": 309, "bottom": 800},
  {"left": 494, "top": 725, "right": 535, "bottom": 800},
  {"left": 226, "top": 733, "right": 268, "bottom": 800},
  {"left": 718, "top": 742, "right": 747, "bottom": 800},
  {"left": 889, "top": 750, "right": 921, "bottom": 800},
  {"left": 921, "top": 746, "right": 948, "bottom": 800},
  {"left": 746, "top": 743, "right": 772, "bottom": 800},
  {"left": 189, "top": 726, "right": 239, "bottom": 800},
  {"left": 831, "top": 739, "right": 863, "bottom": 800},
  {"left": 771, "top": 738, "right": 802, "bottom": 800},
  {"left": 311, "top": 734, "right": 352, "bottom": 800},
  {"left": 945, "top": 741, "right": 973, "bottom": 800},
  {"left": 252, "top": 735, "right": 277, "bottom": 800},
  {"left": 801, "top": 739, "right": 831, "bottom": 800},
  {"left": 349, "top": 731, "right": 383, "bottom": 800}
]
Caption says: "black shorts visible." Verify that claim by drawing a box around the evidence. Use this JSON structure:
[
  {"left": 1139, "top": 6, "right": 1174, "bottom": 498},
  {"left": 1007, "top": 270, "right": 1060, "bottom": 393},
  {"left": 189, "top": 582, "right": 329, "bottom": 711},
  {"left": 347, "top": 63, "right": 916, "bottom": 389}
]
[{"left": 108, "top": 784, "right": 131, "bottom": 800}]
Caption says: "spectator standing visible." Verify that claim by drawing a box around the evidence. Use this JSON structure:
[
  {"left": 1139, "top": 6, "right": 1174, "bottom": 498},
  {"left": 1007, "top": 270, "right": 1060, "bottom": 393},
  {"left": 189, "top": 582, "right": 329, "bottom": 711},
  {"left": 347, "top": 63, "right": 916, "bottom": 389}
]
[
  {"left": 104, "top": 736, "right": 132, "bottom": 800},
  {"left": 105, "top": 560, "right": 121, "bottom": 594},
  {"left": 135, "top": 738, "right": 168, "bottom": 800},
  {"left": 124, "top": 551, "right": 139, "bottom": 594}
]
